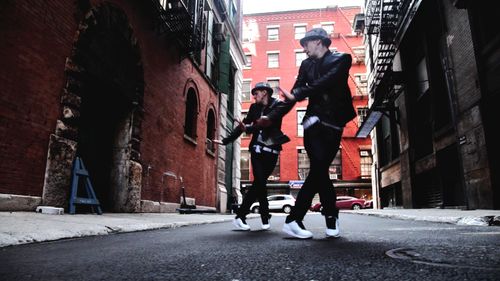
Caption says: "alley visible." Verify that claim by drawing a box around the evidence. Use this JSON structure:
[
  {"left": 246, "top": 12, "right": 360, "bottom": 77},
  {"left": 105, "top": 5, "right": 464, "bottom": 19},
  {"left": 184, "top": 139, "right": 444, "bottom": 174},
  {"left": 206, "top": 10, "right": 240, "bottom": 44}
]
[{"left": 0, "top": 213, "right": 498, "bottom": 280}]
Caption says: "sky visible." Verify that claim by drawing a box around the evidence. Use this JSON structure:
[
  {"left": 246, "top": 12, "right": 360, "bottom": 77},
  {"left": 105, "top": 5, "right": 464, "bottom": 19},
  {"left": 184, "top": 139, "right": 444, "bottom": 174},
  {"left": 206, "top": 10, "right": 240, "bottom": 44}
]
[{"left": 242, "top": 0, "right": 365, "bottom": 14}]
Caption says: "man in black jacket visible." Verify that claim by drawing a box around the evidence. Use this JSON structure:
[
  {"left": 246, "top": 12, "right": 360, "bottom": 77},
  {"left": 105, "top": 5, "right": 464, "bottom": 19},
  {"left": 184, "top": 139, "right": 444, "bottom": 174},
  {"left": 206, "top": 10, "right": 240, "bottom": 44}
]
[
  {"left": 279, "top": 28, "right": 357, "bottom": 239},
  {"left": 214, "top": 82, "right": 292, "bottom": 231}
]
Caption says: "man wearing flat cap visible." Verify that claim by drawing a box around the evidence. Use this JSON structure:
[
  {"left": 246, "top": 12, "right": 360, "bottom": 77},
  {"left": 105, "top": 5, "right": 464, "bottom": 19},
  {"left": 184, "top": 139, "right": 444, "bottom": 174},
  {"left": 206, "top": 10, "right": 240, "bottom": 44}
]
[
  {"left": 279, "top": 27, "right": 357, "bottom": 239},
  {"left": 214, "top": 82, "right": 292, "bottom": 231}
]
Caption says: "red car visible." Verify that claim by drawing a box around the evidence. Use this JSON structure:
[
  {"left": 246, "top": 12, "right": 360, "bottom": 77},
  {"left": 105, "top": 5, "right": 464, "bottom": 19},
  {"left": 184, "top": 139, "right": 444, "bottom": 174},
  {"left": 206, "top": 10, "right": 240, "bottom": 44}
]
[
  {"left": 309, "top": 196, "right": 366, "bottom": 211},
  {"left": 364, "top": 200, "right": 373, "bottom": 209}
]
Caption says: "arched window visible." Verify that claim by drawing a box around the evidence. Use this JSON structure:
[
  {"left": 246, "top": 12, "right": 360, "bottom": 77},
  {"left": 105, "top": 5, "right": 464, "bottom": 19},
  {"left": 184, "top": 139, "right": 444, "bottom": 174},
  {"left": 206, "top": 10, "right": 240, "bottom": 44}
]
[
  {"left": 206, "top": 109, "right": 216, "bottom": 153},
  {"left": 184, "top": 88, "right": 198, "bottom": 139}
]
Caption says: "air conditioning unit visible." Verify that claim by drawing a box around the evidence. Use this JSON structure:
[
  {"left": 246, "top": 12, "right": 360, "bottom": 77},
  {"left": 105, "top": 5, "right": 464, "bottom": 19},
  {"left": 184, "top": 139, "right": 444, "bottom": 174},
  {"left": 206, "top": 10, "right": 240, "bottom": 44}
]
[{"left": 213, "top": 22, "right": 226, "bottom": 42}]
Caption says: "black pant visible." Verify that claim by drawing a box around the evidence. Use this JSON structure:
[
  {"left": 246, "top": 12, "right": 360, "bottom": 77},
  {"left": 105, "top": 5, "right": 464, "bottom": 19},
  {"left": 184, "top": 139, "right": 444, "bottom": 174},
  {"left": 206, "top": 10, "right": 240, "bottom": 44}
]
[
  {"left": 237, "top": 149, "right": 278, "bottom": 218},
  {"left": 288, "top": 123, "right": 342, "bottom": 222}
]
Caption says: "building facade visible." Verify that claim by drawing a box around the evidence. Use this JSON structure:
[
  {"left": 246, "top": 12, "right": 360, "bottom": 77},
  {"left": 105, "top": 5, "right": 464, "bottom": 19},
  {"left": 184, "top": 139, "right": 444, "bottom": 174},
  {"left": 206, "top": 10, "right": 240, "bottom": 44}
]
[
  {"left": 240, "top": 6, "right": 371, "bottom": 202},
  {"left": 0, "top": 0, "right": 244, "bottom": 212},
  {"left": 214, "top": 0, "right": 247, "bottom": 213},
  {"left": 358, "top": 0, "right": 499, "bottom": 209}
]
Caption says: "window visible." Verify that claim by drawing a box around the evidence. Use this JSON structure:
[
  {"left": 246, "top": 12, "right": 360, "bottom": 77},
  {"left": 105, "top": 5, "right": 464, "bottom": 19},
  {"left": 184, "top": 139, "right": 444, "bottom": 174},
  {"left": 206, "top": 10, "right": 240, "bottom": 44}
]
[
  {"left": 294, "top": 26, "right": 306, "bottom": 39},
  {"left": 184, "top": 88, "right": 198, "bottom": 140},
  {"left": 245, "top": 54, "right": 252, "bottom": 68},
  {"left": 295, "top": 52, "right": 307, "bottom": 66},
  {"left": 357, "top": 107, "right": 368, "bottom": 127},
  {"left": 416, "top": 57, "right": 430, "bottom": 98},
  {"left": 378, "top": 113, "right": 400, "bottom": 166},
  {"left": 229, "top": 0, "right": 238, "bottom": 28},
  {"left": 242, "top": 81, "right": 252, "bottom": 102},
  {"left": 267, "top": 53, "right": 279, "bottom": 68},
  {"left": 240, "top": 149, "right": 250, "bottom": 181},
  {"left": 297, "top": 110, "right": 306, "bottom": 137},
  {"left": 268, "top": 156, "right": 280, "bottom": 181},
  {"left": 360, "top": 150, "right": 372, "bottom": 179},
  {"left": 206, "top": 109, "right": 216, "bottom": 153},
  {"left": 298, "top": 148, "right": 310, "bottom": 180},
  {"left": 352, "top": 46, "right": 366, "bottom": 63},
  {"left": 329, "top": 150, "right": 342, "bottom": 179},
  {"left": 267, "top": 79, "right": 280, "bottom": 98},
  {"left": 321, "top": 23, "right": 334, "bottom": 35},
  {"left": 267, "top": 27, "right": 279, "bottom": 41},
  {"left": 354, "top": 74, "right": 368, "bottom": 96},
  {"left": 205, "top": 12, "right": 215, "bottom": 79},
  {"left": 159, "top": 0, "right": 167, "bottom": 9}
]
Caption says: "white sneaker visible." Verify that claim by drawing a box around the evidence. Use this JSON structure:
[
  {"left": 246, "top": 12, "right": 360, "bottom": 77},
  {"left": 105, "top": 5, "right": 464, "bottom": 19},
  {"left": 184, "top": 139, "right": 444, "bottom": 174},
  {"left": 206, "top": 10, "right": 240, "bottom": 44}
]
[
  {"left": 325, "top": 218, "right": 340, "bottom": 238},
  {"left": 233, "top": 217, "right": 250, "bottom": 231},
  {"left": 261, "top": 214, "right": 271, "bottom": 230},
  {"left": 282, "top": 221, "right": 313, "bottom": 239}
]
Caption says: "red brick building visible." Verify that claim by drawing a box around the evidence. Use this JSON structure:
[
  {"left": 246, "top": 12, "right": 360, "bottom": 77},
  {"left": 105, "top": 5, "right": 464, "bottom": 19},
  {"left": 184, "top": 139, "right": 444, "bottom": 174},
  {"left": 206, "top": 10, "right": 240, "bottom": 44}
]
[
  {"left": 0, "top": 0, "right": 245, "bottom": 212},
  {"left": 241, "top": 6, "right": 372, "bottom": 200}
]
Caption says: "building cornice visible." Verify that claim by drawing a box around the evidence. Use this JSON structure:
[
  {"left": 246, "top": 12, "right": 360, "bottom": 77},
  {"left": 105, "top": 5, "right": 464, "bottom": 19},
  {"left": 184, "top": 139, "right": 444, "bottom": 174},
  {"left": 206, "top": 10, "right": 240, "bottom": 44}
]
[{"left": 244, "top": 6, "right": 361, "bottom": 17}]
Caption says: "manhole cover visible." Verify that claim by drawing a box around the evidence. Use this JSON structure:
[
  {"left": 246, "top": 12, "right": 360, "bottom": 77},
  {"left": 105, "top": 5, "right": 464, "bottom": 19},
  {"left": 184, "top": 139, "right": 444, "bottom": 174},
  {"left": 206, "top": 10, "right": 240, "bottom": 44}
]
[{"left": 386, "top": 247, "right": 500, "bottom": 271}]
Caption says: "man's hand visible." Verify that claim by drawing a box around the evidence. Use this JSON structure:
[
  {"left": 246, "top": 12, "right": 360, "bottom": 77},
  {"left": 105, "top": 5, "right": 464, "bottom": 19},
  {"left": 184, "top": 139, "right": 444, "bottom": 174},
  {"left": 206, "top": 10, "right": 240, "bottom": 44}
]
[
  {"left": 278, "top": 86, "right": 296, "bottom": 102},
  {"left": 254, "top": 116, "right": 272, "bottom": 128},
  {"left": 212, "top": 139, "right": 224, "bottom": 145},
  {"left": 235, "top": 119, "right": 245, "bottom": 131}
]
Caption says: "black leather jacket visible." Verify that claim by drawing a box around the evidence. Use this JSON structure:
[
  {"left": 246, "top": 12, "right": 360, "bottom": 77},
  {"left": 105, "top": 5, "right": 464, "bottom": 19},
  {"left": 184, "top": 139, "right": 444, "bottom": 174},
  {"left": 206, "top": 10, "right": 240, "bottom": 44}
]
[
  {"left": 291, "top": 51, "right": 356, "bottom": 127},
  {"left": 222, "top": 97, "right": 291, "bottom": 150}
]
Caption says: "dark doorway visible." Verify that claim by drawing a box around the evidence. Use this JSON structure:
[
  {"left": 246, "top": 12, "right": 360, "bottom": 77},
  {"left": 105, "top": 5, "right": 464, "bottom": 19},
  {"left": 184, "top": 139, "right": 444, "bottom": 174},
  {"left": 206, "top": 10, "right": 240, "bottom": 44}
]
[
  {"left": 414, "top": 169, "right": 442, "bottom": 208},
  {"left": 437, "top": 144, "right": 465, "bottom": 208},
  {"left": 41, "top": 4, "right": 144, "bottom": 211},
  {"left": 380, "top": 183, "right": 402, "bottom": 208},
  {"left": 77, "top": 79, "right": 132, "bottom": 211}
]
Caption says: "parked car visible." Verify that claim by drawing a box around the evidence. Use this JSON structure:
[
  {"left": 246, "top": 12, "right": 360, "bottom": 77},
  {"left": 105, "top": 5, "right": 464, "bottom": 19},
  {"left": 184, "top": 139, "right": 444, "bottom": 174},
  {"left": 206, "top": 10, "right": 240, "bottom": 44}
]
[
  {"left": 309, "top": 196, "right": 366, "bottom": 212},
  {"left": 250, "top": 194, "right": 295, "bottom": 214},
  {"left": 364, "top": 199, "right": 373, "bottom": 209},
  {"left": 309, "top": 202, "right": 322, "bottom": 212}
]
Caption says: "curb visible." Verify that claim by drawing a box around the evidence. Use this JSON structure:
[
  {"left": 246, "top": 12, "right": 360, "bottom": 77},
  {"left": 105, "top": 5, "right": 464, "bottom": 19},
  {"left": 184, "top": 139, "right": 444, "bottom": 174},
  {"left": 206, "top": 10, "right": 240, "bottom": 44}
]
[
  {"left": 0, "top": 214, "right": 236, "bottom": 248},
  {"left": 342, "top": 210, "right": 500, "bottom": 226}
]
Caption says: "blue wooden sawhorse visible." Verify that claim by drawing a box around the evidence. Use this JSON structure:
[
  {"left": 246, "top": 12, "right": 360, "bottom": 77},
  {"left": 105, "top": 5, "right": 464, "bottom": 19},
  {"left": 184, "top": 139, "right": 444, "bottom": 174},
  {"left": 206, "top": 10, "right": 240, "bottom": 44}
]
[{"left": 69, "top": 157, "right": 102, "bottom": 215}]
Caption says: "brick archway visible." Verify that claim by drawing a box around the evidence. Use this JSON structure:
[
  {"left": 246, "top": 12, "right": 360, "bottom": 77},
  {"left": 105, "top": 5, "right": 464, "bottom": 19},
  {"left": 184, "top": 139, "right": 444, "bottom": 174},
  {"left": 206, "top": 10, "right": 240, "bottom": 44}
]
[{"left": 42, "top": 3, "right": 144, "bottom": 212}]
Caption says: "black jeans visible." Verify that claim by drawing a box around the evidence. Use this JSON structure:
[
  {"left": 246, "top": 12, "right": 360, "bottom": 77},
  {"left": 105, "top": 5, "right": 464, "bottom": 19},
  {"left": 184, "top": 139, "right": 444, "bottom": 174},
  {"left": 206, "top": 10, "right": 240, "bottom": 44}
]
[
  {"left": 288, "top": 123, "right": 342, "bottom": 222},
  {"left": 237, "top": 149, "right": 278, "bottom": 219}
]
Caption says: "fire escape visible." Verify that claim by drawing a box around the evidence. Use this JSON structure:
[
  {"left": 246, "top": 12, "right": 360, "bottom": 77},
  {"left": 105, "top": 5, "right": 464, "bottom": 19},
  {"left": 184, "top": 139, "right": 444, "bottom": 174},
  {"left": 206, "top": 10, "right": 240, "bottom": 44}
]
[
  {"left": 356, "top": 0, "right": 415, "bottom": 138},
  {"left": 365, "top": 0, "right": 398, "bottom": 92},
  {"left": 151, "top": 0, "right": 204, "bottom": 61}
]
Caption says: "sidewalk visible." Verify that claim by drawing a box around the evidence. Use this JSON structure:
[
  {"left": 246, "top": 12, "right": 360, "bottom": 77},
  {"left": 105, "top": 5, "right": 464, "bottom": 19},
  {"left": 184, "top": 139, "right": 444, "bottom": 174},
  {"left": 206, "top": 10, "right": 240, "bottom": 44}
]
[
  {"left": 1, "top": 208, "right": 499, "bottom": 248},
  {"left": 343, "top": 208, "right": 500, "bottom": 226},
  {"left": 0, "top": 212, "right": 237, "bottom": 248}
]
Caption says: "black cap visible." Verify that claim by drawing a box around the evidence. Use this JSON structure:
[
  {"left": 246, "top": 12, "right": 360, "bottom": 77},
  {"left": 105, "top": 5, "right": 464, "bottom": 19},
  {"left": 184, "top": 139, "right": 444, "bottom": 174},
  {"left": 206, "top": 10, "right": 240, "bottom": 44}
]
[
  {"left": 251, "top": 82, "right": 273, "bottom": 95},
  {"left": 300, "top": 28, "right": 332, "bottom": 47}
]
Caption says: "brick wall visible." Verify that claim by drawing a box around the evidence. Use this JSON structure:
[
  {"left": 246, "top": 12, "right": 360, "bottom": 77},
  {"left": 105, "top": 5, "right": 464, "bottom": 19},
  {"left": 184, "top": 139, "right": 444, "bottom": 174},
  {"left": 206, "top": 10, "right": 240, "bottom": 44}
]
[
  {"left": 441, "top": 0, "right": 493, "bottom": 208},
  {"left": 0, "top": 0, "right": 77, "bottom": 196},
  {"left": 0, "top": 0, "right": 219, "bottom": 208}
]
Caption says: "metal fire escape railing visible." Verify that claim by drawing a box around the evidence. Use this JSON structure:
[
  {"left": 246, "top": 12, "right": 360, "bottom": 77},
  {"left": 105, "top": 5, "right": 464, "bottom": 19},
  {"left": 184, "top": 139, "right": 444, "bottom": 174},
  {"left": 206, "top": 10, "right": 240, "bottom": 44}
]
[
  {"left": 151, "top": 0, "right": 204, "bottom": 57},
  {"left": 365, "top": 0, "right": 403, "bottom": 95},
  {"left": 356, "top": 0, "right": 414, "bottom": 138}
]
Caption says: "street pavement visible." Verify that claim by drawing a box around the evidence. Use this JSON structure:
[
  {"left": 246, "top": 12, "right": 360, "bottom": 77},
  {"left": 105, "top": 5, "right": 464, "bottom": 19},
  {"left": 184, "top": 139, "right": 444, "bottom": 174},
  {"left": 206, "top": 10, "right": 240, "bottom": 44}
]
[
  {"left": 1, "top": 208, "right": 499, "bottom": 248},
  {"left": 1, "top": 213, "right": 499, "bottom": 280}
]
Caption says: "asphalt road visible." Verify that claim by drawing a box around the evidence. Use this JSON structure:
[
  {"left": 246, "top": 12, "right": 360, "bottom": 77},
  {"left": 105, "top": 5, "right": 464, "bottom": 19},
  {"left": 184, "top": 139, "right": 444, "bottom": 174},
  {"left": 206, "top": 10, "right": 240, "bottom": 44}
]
[{"left": 1, "top": 213, "right": 499, "bottom": 281}]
